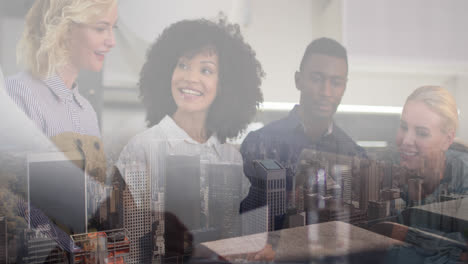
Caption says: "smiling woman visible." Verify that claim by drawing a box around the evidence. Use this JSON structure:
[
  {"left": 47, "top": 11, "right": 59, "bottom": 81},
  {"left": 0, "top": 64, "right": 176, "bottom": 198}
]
[
  {"left": 115, "top": 17, "right": 264, "bottom": 261},
  {"left": 396, "top": 86, "right": 468, "bottom": 206},
  {"left": 5, "top": 0, "right": 118, "bottom": 138},
  {"left": 138, "top": 17, "right": 264, "bottom": 143},
  {"left": 5, "top": 0, "right": 118, "bottom": 186},
  {"left": 2, "top": 1, "right": 119, "bottom": 261}
]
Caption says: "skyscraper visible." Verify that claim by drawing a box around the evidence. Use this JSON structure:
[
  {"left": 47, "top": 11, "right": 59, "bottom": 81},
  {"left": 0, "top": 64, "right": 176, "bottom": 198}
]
[
  {"left": 360, "top": 160, "right": 384, "bottom": 211},
  {"left": 152, "top": 193, "right": 165, "bottom": 263},
  {"left": 335, "top": 165, "right": 352, "bottom": 204},
  {"left": 164, "top": 156, "right": 201, "bottom": 232},
  {"left": 242, "top": 160, "right": 286, "bottom": 233},
  {"left": 122, "top": 162, "right": 152, "bottom": 264},
  {"left": 163, "top": 156, "right": 201, "bottom": 261},
  {"left": 359, "top": 160, "right": 370, "bottom": 211},
  {"left": 207, "top": 163, "right": 243, "bottom": 239},
  {"left": 21, "top": 229, "right": 68, "bottom": 264}
]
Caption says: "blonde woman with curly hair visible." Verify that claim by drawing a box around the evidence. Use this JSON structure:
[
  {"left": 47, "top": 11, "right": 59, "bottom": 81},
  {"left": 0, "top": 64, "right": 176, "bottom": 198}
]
[{"left": 6, "top": 0, "right": 118, "bottom": 138}]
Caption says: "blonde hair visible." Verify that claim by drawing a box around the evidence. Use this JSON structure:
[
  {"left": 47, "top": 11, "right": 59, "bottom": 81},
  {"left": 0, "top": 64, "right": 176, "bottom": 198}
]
[
  {"left": 17, "top": 0, "right": 117, "bottom": 78},
  {"left": 406, "top": 85, "right": 459, "bottom": 134}
]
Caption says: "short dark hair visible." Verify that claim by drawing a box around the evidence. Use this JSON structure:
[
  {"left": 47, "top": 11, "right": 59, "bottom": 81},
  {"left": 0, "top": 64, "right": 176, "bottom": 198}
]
[
  {"left": 139, "top": 17, "right": 264, "bottom": 143},
  {"left": 299, "top": 37, "right": 348, "bottom": 71}
]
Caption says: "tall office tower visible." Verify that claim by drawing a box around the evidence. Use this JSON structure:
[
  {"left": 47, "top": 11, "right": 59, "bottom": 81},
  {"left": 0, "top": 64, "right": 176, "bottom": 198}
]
[
  {"left": 99, "top": 187, "right": 111, "bottom": 225},
  {"left": 21, "top": 229, "right": 68, "bottom": 264},
  {"left": 163, "top": 155, "right": 200, "bottom": 262},
  {"left": 122, "top": 162, "right": 152, "bottom": 264},
  {"left": 296, "top": 151, "right": 319, "bottom": 208},
  {"left": 369, "top": 161, "right": 383, "bottom": 202},
  {"left": 87, "top": 178, "right": 105, "bottom": 225},
  {"left": 359, "top": 160, "right": 370, "bottom": 211},
  {"left": 320, "top": 152, "right": 357, "bottom": 199},
  {"left": 407, "top": 178, "right": 424, "bottom": 207},
  {"left": 241, "top": 196, "right": 268, "bottom": 235},
  {"left": 295, "top": 185, "right": 305, "bottom": 213},
  {"left": 381, "top": 160, "right": 394, "bottom": 189},
  {"left": 151, "top": 193, "right": 165, "bottom": 263},
  {"left": 165, "top": 155, "right": 201, "bottom": 232},
  {"left": 105, "top": 184, "right": 120, "bottom": 229},
  {"left": 110, "top": 185, "right": 118, "bottom": 215},
  {"left": 110, "top": 170, "right": 125, "bottom": 229},
  {"left": 334, "top": 165, "right": 352, "bottom": 204},
  {"left": 298, "top": 149, "right": 358, "bottom": 199},
  {"left": 207, "top": 163, "right": 243, "bottom": 239},
  {"left": 359, "top": 160, "right": 383, "bottom": 211},
  {"left": 0, "top": 217, "right": 7, "bottom": 264},
  {"left": 244, "top": 160, "right": 286, "bottom": 233},
  {"left": 285, "top": 168, "right": 296, "bottom": 210}
]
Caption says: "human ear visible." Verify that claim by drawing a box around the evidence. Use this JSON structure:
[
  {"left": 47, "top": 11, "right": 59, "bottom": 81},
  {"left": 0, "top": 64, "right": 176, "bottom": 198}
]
[
  {"left": 442, "top": 128, "right": 455, "bottom": 151},
  {"left": 295, "top": 71, "right": 302, "bottom": 91}
]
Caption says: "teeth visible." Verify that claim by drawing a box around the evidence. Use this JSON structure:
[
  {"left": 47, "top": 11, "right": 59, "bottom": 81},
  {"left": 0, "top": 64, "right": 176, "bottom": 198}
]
[
  {"left": 95, "top": 51, "right": 105, "bottom": 55},
  {"left": 181, "top": 88, "right": 202, "bottom": 96}
]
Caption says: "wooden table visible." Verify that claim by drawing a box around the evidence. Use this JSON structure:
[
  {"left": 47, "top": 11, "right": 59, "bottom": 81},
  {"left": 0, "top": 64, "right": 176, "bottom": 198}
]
[{"left": 198, "top": 221, "right": 403, "bottom": 263}]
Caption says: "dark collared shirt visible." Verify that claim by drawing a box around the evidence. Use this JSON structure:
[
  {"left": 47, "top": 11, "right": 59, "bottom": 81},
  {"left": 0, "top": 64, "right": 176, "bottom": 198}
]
[
  {"left": 240, "top": 105, "right": 366, "bottom": 212},
  {"left": 5, "top": 71, "right": 100, "bottom": 137}
]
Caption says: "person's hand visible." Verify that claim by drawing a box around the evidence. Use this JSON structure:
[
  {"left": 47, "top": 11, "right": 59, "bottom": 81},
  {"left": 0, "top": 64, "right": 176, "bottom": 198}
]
[
  {"left": 223, "top": 243, "right": 276, "bottom": 262},
  {"left": 249, "top": 243, "right": 275, "bottom": 261}
]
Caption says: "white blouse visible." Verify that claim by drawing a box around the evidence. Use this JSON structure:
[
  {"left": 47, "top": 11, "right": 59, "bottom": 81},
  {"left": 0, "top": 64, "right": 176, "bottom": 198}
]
[{"left": 116, "top": 115, "right": 250, "bottom": 259}]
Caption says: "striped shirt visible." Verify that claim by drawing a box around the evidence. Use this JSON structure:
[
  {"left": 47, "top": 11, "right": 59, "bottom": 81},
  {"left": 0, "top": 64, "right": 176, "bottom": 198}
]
[{"left": 5, "top": 71, "right": 100, "bottom": 138}]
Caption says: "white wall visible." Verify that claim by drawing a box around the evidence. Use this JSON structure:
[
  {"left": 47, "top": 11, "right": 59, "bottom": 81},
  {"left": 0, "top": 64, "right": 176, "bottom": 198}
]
[
  {"left": 318, "top": 0, "right": 343, "bottom": 42},
  {"left": 344, "top": 0, "right": 468, "bottom": 62},
  {"left": 343, "top": 0, "right": 468, "bottom": 106},
  {"left": 240, "top": 0, "right": 318, "bottom": 103},
  {"left": 343, "top": 58, "right": 465, "bottom": 106},
  {"left": 1, "top": 17, "right": 24, "bottom": 76},
  {"left": 104, "top": 0, "right": 334, "bottom": 103},
  {"left": 454, "top": 75, "right": 468, "bottom": 142}
]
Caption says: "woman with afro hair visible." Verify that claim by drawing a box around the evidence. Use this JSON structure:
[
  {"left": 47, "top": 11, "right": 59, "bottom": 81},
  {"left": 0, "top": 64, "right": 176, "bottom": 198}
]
[{"left": 115, "top": 17, "right": 264, "bottom": 261}]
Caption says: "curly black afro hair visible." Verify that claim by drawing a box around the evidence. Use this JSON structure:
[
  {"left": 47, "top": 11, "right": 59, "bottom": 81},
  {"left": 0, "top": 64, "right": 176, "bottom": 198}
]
[{"left": 139, "top": 16, "right": 264, "bottom": 143}]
